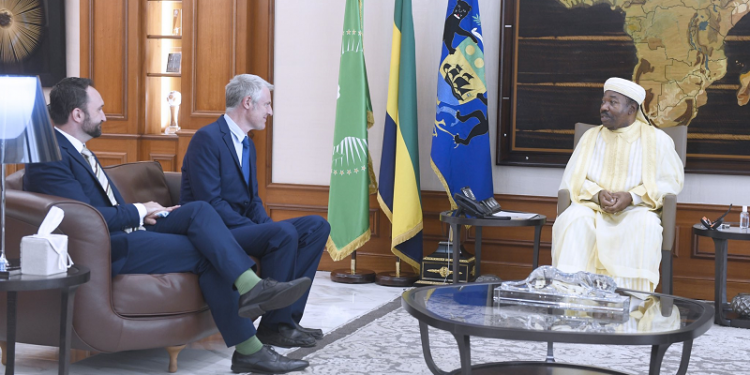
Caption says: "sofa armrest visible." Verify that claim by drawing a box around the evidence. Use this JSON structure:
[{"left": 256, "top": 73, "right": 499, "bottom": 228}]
[
  {"left": 5, "top": 189, "right": 124, "bottom": 350},
  {"left": 662, "top": 193, "right": 677, "bottom": 252},
  {"left": 557, "top": 189, "right": 571, "bottom": 216},
  {"left": 164, "top": 171, "right": 181, "bottom": 206}
]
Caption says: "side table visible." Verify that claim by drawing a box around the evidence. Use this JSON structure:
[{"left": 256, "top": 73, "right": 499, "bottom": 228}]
[
  {"left": 439, "top": 211, "right": 546, "bottom": 284},
  {"left": 692, "top": 224, "right": 750, "bottom": 328},
  {"left": 0, "top": 266, "right": 90, "bottom": 375}
]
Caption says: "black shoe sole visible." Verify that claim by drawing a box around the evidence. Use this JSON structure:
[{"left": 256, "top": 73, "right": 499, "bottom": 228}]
[
  {"left": 238, "top": 278, "right": 312, "bottom": 319},
  {"left": 255, "top": 333, "right": 317, "bottom": 349},
  {"left": 299, "top": 329, "right": 323, "bottom": 340},
  {"left": 231, "top": 362, "right": 309, "bottom": 374}
]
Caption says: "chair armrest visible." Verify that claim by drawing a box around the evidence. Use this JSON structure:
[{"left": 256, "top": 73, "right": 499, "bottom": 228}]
[
  {"left": 557, "top": 189, "right": 571, "bottom": 216},
  {"left": 5, "top": 189, "right": 123, "bottom": 351},
  {"left": 661, "top": 193, "right": 677, "bottom": 252}
]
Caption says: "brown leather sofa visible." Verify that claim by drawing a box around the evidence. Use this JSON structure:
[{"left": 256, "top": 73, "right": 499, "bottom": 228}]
[{"left": 0, "top": 161, "right": 254, "bottom": 372}]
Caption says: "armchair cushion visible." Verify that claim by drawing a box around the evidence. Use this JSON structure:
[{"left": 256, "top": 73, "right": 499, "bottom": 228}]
[
  {"left": 104, "top": 161, "right": 174, "bottom": 207},
  {"left": 112, "top": 274, "right": 208, "bottom": 316}
]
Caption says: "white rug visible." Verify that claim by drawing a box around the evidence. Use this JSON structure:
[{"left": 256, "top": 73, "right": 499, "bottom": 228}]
[
  {"left": 7, "top": 271, "right": 407, "bottom": 375},
  {"left": 297, "top": 299, "right": 750, "bottom": 375},
  {"left": 12, "top": 295, "right": 750, "bottom": 375}
]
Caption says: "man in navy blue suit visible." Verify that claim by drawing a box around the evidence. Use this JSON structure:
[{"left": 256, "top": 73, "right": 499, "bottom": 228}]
[
  {"left": 25, "top": 77, "right": 311, "bottom": 374},
  {"left": 181, "top": 74, "right": 330, "bottom": 348}
]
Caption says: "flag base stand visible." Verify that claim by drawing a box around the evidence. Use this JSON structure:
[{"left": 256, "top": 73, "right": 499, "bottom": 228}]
[
  {"left": 413, "top": 241, "right": 475, "bottom": 287},
  {"left": 376, "top": 271, "right": 418, "bottom": 286},
  {"left": 376, "top": 258, "right": 418, "bottom": 287},
  {"left": 331, "top": 269, "right": 376, "bottom": 283},
  {"left": 331, "top": 251, "right": 375, "bottom": 284}
]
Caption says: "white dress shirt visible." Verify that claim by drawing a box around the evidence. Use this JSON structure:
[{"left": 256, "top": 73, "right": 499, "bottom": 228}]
[{"left": 223, "top": 114, "right": 248, "bottom": 165}]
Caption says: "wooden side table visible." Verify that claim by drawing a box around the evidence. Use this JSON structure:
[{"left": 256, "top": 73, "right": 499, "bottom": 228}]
[
  {"left": 692, "top": 224, "right": 750, "bottom": 328},
  {"left": 439, "top": 211, "right": 547, "bottom": 284},
  {"left": 0, "top": 266, "right": 90, "bottom": 375}
]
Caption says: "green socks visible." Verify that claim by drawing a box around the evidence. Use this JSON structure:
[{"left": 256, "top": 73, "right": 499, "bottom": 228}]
[
  {"left": 234, "top": 269, "right": 261, "bottom": 295},
  {"left": 234, "top": 271, "right": 264, "bottom": 356},
  {"left": 235, "top": 335, "right": 263, "bottom": 355}
]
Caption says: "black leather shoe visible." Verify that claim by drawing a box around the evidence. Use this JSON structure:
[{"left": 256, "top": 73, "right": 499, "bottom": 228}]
[
  {"left": 292, "top": 321, "right": 324, "bottom": 340},
  {"left": 238, "top": 277, "right": 312, "bottom": 319},
  {"left": 256, "top": 324, "right": 316, "bottom": 348},
  {"left": 231, "top": 346, "right": 308, "bottom": 374}
]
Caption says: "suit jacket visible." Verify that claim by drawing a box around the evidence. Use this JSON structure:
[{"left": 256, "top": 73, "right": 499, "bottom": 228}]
[
  {"left": 24, "top": 131, "right": 140, "bottom": 274},
  {"left": 180, "top": 116, "right": 271, "bottom": 228}
]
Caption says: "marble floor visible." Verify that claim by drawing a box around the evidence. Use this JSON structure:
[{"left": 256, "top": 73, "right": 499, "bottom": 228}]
[{"left": 6, "top": 271, "right": 408, "bottom": 374}]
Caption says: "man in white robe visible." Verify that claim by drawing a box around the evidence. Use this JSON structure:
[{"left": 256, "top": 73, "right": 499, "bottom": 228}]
[{"left": 552, "top": 78, "right": 684, "bottom": 292}]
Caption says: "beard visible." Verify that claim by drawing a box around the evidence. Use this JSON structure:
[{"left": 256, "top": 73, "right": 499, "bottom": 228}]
[{"left": 82, "top": 111, "right": 103, "bottom": 138}]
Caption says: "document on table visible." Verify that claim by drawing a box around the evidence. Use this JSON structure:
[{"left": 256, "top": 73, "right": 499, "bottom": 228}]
[{"left": 492, "top": 211, "right": 540, "bottom": 220}]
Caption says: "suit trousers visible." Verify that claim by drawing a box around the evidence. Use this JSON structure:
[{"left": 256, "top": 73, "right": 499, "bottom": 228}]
[
  {"left": 230, "top": 215, "right": 330, "bottom": 328},
  {"left": 118, "top": 201, "right": 257, "bottom": 347}
]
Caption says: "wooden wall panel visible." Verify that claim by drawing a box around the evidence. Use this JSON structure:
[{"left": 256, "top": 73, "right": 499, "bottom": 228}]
[
  {"left": 140, "top": 136, "right": 178, "bottom": 172},
  {"left": 86, "top": 136, "right": 138, "bottom": 166},
  {"left": 79, "top": 1, "right": 264, "bottom": 170},
  {"left": 176, "top": 129, "right": 197, "bottom": 172},
  {"left": 179, "top": 0, "right": 257, "bottom": 134},
  {"left": 248, "top": 0, "right": 274, "bottom": 202},
  {"left": 189, "top": 0, "right": 235, "bottom": 116},
  {"left": 262, "top": 182, "right": 750, "bottom": 301},
  {"left": 81, "top": 0, "right": 140, "bottom": 134}
]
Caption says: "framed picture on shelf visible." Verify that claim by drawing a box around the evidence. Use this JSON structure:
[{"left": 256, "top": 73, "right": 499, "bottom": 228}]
[{"left": 166, "top": 52, "right": 182, "bottom": 73}]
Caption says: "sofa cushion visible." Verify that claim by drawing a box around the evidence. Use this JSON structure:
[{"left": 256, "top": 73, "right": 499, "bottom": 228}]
[
  {"left": 105, "top": 161, "right": 174, "bottom": 207},
  {"left": 112, "top": 273, "right": 208, "bottom": 316}
]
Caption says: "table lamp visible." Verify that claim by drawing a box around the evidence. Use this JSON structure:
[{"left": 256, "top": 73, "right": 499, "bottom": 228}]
[{"left": 0, "top": 76, "right": 61, "bottom": 269}]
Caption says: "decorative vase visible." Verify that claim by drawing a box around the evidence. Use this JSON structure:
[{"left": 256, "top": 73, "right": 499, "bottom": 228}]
[
  {"left": 730, "top": 293, "right": 750, "bottom": 318},
  {"left": 165, "top": 91, "right": 181, "bottom": 135}
]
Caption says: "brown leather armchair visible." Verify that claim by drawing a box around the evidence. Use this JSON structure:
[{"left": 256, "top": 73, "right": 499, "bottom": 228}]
[
  {"left": 0, "top": 161, "right": 254, "bottom": 372},
  {"left": 557, "top": 123, "right": 687, "bottom": 295}
]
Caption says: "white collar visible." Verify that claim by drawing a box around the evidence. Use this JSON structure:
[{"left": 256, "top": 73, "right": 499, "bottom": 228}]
[
  {"left": 223, "top": 114, "right": 247, "bottom": 142},
  {"left": 55, "top": 127, "right": 85, "bottom": 153}
]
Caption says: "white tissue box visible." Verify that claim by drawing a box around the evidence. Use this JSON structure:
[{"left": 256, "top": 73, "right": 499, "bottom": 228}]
[{"left": 20, "top": 234, "right": 70, "bottom": 276}]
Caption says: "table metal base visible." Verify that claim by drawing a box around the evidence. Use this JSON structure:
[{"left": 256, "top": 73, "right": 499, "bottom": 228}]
[
  {"left": 419, "top": 320, "right": 694, "bottom": 375},
  {"left": 446, "top": 362, "right": 629, "bottom": 375}
]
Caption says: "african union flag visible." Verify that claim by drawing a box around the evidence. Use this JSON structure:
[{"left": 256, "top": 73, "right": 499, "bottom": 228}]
[
  {"left": 430, "top": 0, "right": 493, "bottom": 205},
  {"left": 326, "top": 0, "right": 377, "bottom": 261},
  {"left": 377, "top": 0, "right": 422, "bottom": 271}
]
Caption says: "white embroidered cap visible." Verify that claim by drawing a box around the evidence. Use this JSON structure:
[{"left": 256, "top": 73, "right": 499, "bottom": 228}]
[{"left": 603, "top": 77, "right": 646, "bottom": 105}]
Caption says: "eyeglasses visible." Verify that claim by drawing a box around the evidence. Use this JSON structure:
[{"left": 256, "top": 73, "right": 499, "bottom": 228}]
[{"left": 701, "top": 204, "right": 732, "bottom": 230}]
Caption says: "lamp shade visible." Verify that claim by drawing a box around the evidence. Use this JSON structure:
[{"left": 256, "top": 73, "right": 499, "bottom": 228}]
[{"left": 0, "top": 76, "right": 61, "bottom": 164}]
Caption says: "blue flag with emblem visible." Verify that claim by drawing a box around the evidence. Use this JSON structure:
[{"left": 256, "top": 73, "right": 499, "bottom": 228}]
[{"left": 430, "top": 0, "right": 493, "bottom": 205}]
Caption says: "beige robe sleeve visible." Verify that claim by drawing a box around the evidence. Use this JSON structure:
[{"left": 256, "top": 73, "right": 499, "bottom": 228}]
[
  {"left": 560, "top": 126, "right": 604, "bottom": 212},
  {"left": 638, "top": 129, "right": 684, "bottom": 210}
]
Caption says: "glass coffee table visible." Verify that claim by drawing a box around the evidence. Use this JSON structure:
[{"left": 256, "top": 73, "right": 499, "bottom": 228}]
[{"left": 402, "top": 283, "right": 713, "bottom": 375}]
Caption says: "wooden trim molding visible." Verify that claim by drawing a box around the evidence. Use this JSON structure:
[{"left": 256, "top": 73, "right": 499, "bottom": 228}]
[
  {"left": 95, "top": 152, "right": 128, "bottom": 165},
  {"left": 262, "top": 182, "right": 749, "bottom": 300},
  {"left": 149, "top": 153, "right": 177, "bottom": 163}
]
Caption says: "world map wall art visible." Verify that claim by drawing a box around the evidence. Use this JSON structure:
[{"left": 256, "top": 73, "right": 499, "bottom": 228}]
[{"left": 498, "top": 0, "right": 750, "bottom": 174}]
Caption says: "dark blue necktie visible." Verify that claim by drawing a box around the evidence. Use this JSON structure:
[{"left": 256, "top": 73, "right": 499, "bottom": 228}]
[{"left": 241, "top": 137, "right": 251, "bottom": 185}]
